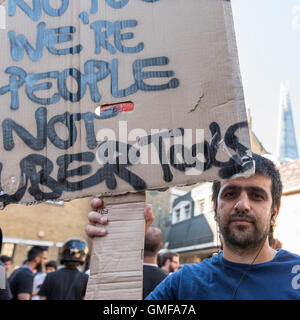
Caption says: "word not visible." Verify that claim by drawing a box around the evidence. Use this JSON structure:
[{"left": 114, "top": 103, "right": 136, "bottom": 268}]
[
  {"left": 2, "top": 106, "right": 121, "bottom": 151},
  {"left": 0, "top": 57, "right": 179, "bottom": 110}
]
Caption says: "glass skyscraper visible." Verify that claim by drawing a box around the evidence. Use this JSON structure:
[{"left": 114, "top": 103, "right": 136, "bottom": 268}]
[{"left": 277, "top": 81, "right": 299, "bottom": 163}]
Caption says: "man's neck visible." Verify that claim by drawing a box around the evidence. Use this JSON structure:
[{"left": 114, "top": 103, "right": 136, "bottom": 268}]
[
  {"left": 144, "top": 256, "right": 157, "bottom": 265},
  {"left": 222, "top": 239, "right": 277, "bottom": 265},
  {"left": 161, "top": 265, "right": 169, "bottom": 273},
  {"left": 25, "top": 262, "right": 36, "bottom": 272}
]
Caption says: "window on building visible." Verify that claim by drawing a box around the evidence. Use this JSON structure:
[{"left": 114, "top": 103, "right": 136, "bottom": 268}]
[
  {"left": 184, "top": 204, "right": 191, "bottom": 219},
  {"left": 175, "top": 208, "right": 181, "bottom": 222},
  {"left": 1, "top": 243, "right": 16, "bottom": 259}
]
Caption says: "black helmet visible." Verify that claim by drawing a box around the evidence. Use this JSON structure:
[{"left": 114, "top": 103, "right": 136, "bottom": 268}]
[{"left": 60, "top": 238, "right": 88, "bottom": 265}]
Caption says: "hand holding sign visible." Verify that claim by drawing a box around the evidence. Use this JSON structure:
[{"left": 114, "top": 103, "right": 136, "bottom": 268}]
[{"left": 86, "top": 198, "right": 154, "bottom": 238}]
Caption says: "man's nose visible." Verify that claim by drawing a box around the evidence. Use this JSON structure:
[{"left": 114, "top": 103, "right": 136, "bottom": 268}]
[{"left": 234, "top": 191, "right": 250, "bottom": 212}]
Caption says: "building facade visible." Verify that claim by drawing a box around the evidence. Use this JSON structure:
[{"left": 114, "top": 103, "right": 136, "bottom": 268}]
[
  {"left": 0, "top": 198, "right": 92, "bottom": 274},
  {"left": 275, "top": 159, "right": 300, "bottom": 255},
  {"left": 164, "top": 183, "right": 220, "bottom": 265}
]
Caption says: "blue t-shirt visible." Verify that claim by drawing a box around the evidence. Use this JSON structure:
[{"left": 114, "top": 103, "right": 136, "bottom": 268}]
[{"left": 146, "top": 249, "right": 300, "bottom": 300}]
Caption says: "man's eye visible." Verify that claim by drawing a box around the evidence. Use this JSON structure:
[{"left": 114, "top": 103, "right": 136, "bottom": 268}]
[
  {"left": 251, "top": 193, "right": 264, "bottom": 200},
  {"left": 223, "top": 191, "right": 236, "bottom": 198}
]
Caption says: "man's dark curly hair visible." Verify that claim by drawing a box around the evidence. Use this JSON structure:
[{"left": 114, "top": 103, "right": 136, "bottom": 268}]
[{"left": 212, "top": 154, "right": 282, "bottom": 210}]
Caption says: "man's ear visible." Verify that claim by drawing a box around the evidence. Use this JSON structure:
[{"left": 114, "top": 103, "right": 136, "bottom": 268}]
[
  {"left": 271, "top": 205, "right": 280, "bottom": 226},
  {"left": 34, "top": 256, "right": 41, "bottom": 265}
]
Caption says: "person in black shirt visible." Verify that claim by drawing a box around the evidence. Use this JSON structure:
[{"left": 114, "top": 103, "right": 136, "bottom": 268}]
[
  {"left": 143, "top": 227, "right": 168, "bottom": 299},
  {"left": 0, "top": 228, "right": 12, "bottom": 300},
  {"left": 39, "top": 238, "right": 89, "bottom": 300},
  {"left": 8, "top": 246, "right": 48, "bottom": 300}
]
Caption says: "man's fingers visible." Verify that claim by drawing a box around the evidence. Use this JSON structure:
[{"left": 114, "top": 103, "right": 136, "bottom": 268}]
[
  {"left": 88, "top": 211, "right": 108, "bottom": 225},
  {"left": 91, "top": 198, "right": 103, "bottom": 211},
  {"left": 87, "top": 198, "right": 108, "bottom": 239},
  {"left": 144, "top": 204, "right": 154, "bottom": 234},
  {"left": 89, "top": 199, "right": 154, "bottom": 237},
  {"left": 85, "top": 224, "right": 107, "bottom": 238}
]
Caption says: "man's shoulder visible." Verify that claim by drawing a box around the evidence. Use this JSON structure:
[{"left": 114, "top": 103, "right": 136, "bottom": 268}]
[
  {"left": 173, "top": 254, "right": 220, "bottom": 282},
  {"left": 9, "top": 267, "right": 32, "bottom": 281},
  {"left": 143, "top": 264, "right": 165, "bottom": 272},
  {"left": 44, "top": 269, "right": 61, "bottom": 282},
  {"left": 143, "top": 264, "right": 168, "bottom": 277},
  {"left": 20, "top": 267, "right": 33, "bottom": 274},
  {"left": 79, "top": 270, "right": 89, "bottom": 281},
  {"left": 275, "top": 249, "right": 300, "bottom": 262},
  {"left": 55, "top": 268, "right": 88, "bottom": 279}
]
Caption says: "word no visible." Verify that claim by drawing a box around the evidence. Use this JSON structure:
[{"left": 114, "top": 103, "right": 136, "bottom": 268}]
[{"left": 9, "top": 0, "right": 161, "bottom": 22}]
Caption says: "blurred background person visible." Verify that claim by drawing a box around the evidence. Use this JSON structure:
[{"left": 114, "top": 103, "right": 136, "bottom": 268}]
[
  {"left": 8, "top": 246, "right": 48, "bottom": 300},
  {"left": 0, "top": 256, "right": 13, "bottom": 274},
  {"left": 32, "top": 260, "right": 57, "bottom": 300},
  {"left": 0, "top": 229, "right": 12, "bottom": 300},
  {"left": 143, "top": 227, "right": 168, "bottom": 299},
  {"left": 160, "top": 251, "right": 180, "bottom": 274},
  {"left": 39, "top": 239, "right": 89, "bottom": 300}
]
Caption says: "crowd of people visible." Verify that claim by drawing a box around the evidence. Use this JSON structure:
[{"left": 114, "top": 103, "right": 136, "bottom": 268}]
[
  {"left": 0, "top": 238, "right": 90, "bottom": 300},
  {"left": 0, "top": 229, "right": 179, "bottom": 300}
]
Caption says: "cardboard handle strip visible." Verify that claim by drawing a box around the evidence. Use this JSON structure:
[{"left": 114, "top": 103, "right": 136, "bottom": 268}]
[{"left": 85, "top": 192, "right": 146, "bottom": 300}]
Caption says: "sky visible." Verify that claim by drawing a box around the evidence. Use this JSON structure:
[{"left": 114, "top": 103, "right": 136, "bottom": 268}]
[{"left": 231, "top": 0, "right": 300, "bottom": 156}]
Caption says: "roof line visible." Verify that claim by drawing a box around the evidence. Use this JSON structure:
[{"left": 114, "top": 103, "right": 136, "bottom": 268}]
[
  {"left": 169, "top": 241, "right": 218, "bottom": 253},
  {"left": 3, "top": 237, "right": 54, "bottom": 247},
  {"left": 282, "top": 187, "right": 300, "bottom": 196}
]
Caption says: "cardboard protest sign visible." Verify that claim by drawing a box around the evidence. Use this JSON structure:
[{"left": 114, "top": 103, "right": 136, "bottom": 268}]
[
  {"left": 0, "top": 0, "right": 254, "bottom": 206},
  {"left": 86, "top": 192, "right": 146, "bottom": 300}
]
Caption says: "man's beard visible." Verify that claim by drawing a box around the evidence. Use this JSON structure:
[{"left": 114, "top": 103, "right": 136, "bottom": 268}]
[
  {"left": 35, "top": 262, "right": 42, "bottom": 272},
  {"left": 169, "top": 264, "right": 175, "bottom": 273},
  {"left": 216, "top": 211, "right": 271, "bottom": 250}
]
